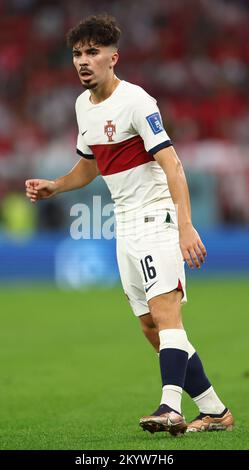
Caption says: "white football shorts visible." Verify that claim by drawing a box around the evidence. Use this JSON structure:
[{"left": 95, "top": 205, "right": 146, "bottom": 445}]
[{"left": 116, "top": 211, "right": 187, "bottom": 317}]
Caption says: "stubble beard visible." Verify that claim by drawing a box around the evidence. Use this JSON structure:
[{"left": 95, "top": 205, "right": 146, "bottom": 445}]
[
  {"left": 80, "top": 77, "right": 98, "bottom": 90},
  {"left": 82, "top": 82, "right": 97, "bottom": 90}
]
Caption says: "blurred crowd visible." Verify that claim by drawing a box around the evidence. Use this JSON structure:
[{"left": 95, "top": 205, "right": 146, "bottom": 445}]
[{"left": 0, "top": 0, "right": 249, "bottom": 231}]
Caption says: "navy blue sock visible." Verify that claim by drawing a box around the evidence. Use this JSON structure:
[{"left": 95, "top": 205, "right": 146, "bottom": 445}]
[
  {"left": 184, "top": 352, "right": 211, "bottom": 398},
  {"left": 159, "top": 329, "right": 189, "bottom": 413},
  {"left": 160, "top": 348, "right": 189, "bottom": 388}
]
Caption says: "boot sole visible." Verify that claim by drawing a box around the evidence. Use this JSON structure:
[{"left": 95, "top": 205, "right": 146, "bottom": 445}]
[{"left": 140, "top": 418, "right": 187, "bottom": 436}]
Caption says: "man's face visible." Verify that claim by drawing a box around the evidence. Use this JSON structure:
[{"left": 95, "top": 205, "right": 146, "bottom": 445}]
[{"left": 72, "top": 41, "right": 119, "bottom": 89}]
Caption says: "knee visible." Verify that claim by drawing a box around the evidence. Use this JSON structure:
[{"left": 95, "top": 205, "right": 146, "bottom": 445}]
[
  {"left": 149, "top": 307, "right": 173, "bottom": 330},
  {"left": 149, "top": 298, "right": 171, "bottom": 325}
]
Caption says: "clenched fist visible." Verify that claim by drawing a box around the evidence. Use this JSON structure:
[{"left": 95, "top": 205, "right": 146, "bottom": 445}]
[{"left": 25, "top": 179, "right": 58, "bottom": 203}]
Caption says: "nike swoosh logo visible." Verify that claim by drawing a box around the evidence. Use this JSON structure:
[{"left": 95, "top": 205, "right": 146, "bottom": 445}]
[
  {"left": 82, "top": 130, "right": 87, "bottom": 136},
  {"left": 145, "top": 281, "right": 158, "bottom": 293}
]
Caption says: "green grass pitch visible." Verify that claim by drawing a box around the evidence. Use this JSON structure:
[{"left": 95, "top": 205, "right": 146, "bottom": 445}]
[{"left": 0, "top": 279, "right": 248, "bottom": 450}]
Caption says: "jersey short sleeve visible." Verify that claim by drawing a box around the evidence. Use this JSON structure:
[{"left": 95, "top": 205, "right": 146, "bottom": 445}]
[
  {"left": 132, "top": 95, "right": 172, "bottom": 155},
  {"left": 75, "top": 96, "right": 94, "bottom": 160},
  {"left": 76, "top": 133, "right": 94, "bottom": 160}
]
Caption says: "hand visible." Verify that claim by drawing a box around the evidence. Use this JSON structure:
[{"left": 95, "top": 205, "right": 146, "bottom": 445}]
[
  {"left": 25, "top": 179, "right": 57, "bottom": 203},
  {"left": 179, "top": 223, "right": 207, "bottom": 269}
]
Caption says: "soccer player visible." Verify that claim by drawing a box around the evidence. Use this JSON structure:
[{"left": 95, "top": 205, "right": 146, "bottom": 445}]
[{"left": 25, "top": 14, "right": 234, "bottom": 435}]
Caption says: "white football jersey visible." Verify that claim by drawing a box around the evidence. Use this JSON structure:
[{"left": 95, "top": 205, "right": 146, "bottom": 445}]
[{"left": 75, "top": 80, "right": 175, "bottom": 226}]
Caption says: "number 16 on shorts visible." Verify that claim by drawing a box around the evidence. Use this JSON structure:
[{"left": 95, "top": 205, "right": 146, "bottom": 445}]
[{"left": 140, "top": 255, "right": 157, "bottom": 282}]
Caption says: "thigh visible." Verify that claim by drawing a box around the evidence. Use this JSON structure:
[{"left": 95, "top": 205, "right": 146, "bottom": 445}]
[{"left": 148, "top": 290, "right": 184, "bottom": 329}]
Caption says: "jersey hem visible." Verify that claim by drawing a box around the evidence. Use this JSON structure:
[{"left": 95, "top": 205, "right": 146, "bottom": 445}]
[
  {"left": 148, "top": 139, "right": 173, "bottom": 156},
  {"left": 76, "top": 148, "right": 94, "bottom": 159}
]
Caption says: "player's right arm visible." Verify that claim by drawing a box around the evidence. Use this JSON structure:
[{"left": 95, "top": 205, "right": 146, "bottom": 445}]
[{"left": 25, "top": 158, "right": 99, "bottom": 203}]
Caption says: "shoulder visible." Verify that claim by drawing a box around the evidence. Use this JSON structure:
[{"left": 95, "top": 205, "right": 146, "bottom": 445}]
[{"left": 120, "top": 80, "right": 157, "bottom": 107}]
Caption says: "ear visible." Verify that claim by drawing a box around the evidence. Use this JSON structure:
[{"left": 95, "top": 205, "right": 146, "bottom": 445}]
[{"left": 110, "top": 51, "right": 119, "bottom": 68}]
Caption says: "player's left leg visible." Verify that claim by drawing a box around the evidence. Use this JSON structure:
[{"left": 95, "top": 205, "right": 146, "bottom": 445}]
[{"left": 184, "top": 344, "right": 234, "bottom": 432}]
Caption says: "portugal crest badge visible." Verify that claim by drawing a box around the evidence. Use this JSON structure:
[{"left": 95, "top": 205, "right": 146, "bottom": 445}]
[{"left": 104, "top": 120, "right": 116, "bottom": 142}]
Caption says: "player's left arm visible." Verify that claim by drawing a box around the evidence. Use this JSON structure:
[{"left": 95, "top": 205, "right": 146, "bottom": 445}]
[{"left": 154, "top": 146, "right": 207, "bottom": 269}]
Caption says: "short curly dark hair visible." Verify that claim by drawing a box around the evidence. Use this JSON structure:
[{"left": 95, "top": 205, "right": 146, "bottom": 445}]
[{"left": 66, "top": 14, "right": 121, "bottom": 48}]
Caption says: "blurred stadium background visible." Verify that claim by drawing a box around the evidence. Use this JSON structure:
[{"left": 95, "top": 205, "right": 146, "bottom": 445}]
[
  {"left": 0, "top": 0, "right": 249, "bottom": 450},
  {"left": 0, "top": 0, "right": 249, "bottom": 284}
]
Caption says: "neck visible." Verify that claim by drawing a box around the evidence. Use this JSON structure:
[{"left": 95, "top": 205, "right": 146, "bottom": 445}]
[{"left": 90, "top": 75, "right": 120, "bottom": 104}]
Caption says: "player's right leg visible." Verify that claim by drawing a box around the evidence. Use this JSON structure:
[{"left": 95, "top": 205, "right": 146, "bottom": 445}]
[{"left": 139, "top": 290, "right": 188, "bottom": 435}]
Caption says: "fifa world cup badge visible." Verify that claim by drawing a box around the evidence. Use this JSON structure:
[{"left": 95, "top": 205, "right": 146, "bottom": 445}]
[{"left": 104, "top": 120, "right": 116, "bottom": 142}]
